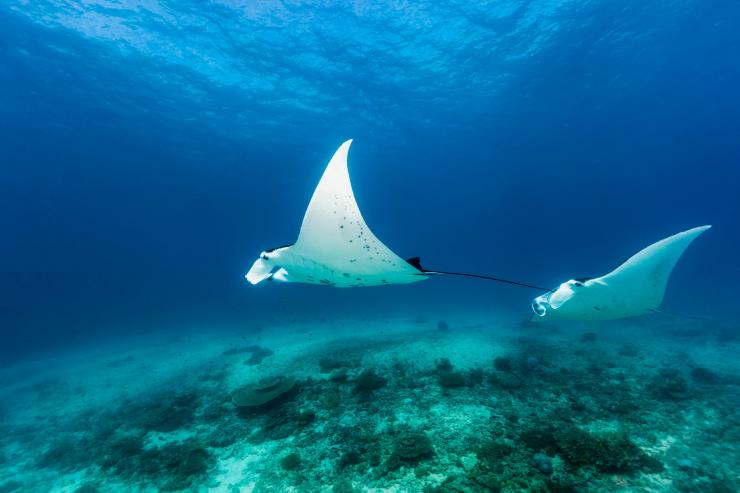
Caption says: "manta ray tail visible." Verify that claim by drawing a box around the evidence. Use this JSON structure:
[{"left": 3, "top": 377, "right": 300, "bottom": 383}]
[{"left": 406, "top": 257, "right": 552, "bottom": 292}]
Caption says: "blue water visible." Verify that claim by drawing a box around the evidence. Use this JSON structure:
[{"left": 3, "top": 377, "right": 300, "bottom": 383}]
[
  {"left": 2, "top": 3, "right": 740, "bottom": 491},
  {"left": 3, "top": 1, "right": 739, "bottom": 360}
]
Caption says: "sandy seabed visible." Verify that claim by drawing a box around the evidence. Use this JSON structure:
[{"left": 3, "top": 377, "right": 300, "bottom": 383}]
[{"left": 1, "top": 314, "right": 738, "bottom": 492}]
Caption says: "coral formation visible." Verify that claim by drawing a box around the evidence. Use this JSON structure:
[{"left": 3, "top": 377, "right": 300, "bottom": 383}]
[
  {"left": 328, "top": 367, "right": 349, "bottom": 382},
  {"left": 690, "top": 366, "right": 719, "bottom": 384},
  {"left": 387, "top": 431, "right": 434, "bottom": 470},
  {"left": 232, "top": 375, "right": 296, "bottom": 410},
  {"left": 4, "top": 317, "right": 739, "bottom": 492},
  {"left": 249, "top": 407, "right": 316, "bottom": 443},
  {"left": 437, "top": 370, "right": 466, "bottom": 388},
  {"left": 100, "top": 432, "right": 207, "bottom": 485},
  {"left": 532, "top": 452, "right": 553, "bottom": 475},
  {"left": 279, "top": 452, "right": 301, "bottom": 471},
  {"left": 648, "top": 368, "right": 690, "bottom": 400},
  {"left": 467, "top": 367, "right": 485, "bottom": 386},
  {"left": 521, "top": 424, "right": 663, "bottom": 474},
  {"left": 141, "top": 392, "right": 200, "bottom": 432},
  {"left": 435, "top": 358, "right": 454, "bottom": 373},
  {"left": 351, "top": 369, "right": 387, "bottom": 395},
  {"left": 555, "top": 428, "right": 663, "bottom": 473},
  {"left": 494, "top": 356, "right": 513, "bottom": 372},
  {"left": 434, "top": 358, "right": 474, "bottom": 388},
  {"left": 37, "top": 438, "right": 94, "bottom": 472}
]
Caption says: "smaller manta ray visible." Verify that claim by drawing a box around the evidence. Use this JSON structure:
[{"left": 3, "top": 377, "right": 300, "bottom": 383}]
[
  {"left": 530, "top": 225, "right": 711, "bottom": 321},
  {"left": 245, "top": 140, "right": 548, "bottom": 290}
]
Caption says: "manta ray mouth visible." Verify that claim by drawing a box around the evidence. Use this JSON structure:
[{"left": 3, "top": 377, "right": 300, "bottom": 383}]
[{"left": 531, "top": 297, "right": 548, "bottom": 317}]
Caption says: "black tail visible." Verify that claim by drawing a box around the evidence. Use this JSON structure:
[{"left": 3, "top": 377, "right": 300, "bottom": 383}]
[{"left": 406, "top": 257, "right": 551, "bottom": 292}]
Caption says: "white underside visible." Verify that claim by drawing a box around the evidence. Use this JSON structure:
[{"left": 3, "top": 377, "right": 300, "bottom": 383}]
[
  {"left": 246, "top": 140, "right": 426, "bottom": 287},
  {"left": 533, "top": 225, "right": 711, "bottom": 320},
  {"left": 267, "top": 247, "right": 427, "bottom": 287}
]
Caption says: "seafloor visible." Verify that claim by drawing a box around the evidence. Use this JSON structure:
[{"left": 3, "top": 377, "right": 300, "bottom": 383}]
[{"left": 1, "top": 314, "right": 738, "bottom": 492}]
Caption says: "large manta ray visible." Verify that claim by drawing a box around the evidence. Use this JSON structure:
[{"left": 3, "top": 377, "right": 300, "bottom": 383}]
[
  {"left": 245, "top": 140, "right": 547, "bottom": 289},
  {"left": 531, "top": 225, "right": 711, "bottom": 321},
  {"left": 246, "top": 140, "right": 426, "bottom": 287}
]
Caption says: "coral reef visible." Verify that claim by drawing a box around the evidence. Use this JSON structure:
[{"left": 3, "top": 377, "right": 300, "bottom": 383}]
[
  {"left": 532, "top": 452, "right": 553, "bottom": 475},
  {"left": 555, "top": 428, "right": 663, "bottom": 473},
  {"left": 435, "top": 358, "right": 454, "bottom": 373},
  {"left": 648, "top": 368, "right": 690, "bottom": 400},
  {"left": 279, "top": 452, "right": 301, "bottom": 471},
  {"left": 494, "top": 356, "right": 513, "bottom": 372},
  {"left": 139, "top": 392, "right": 200, "bottom": 432},
  {"left": 232, "top": 375, "right": 296, "bottom": 411},
  {"left": 351, "top": 369, "right": 387, "bottom": 395},
  {"left": 3, "top": 318, "right": 739, "bottom": 492},
  {"left": 387, "top": 431, "right": 434, "bottom": 470},
  {"left": 248, "top": 407, "right": 316, "bottom": 443},
  {"left": 435, "top": 358, "right": 480, "bottom": 388},
  {"left": 690, "top": 366, "right": 719, "bottom": 384},
  {"left": 437, "top": 370, "right": 467, "bottom": 389}
]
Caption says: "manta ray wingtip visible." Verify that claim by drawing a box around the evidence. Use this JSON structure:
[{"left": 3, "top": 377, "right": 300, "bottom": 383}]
[
  {"left": 684, "top": 224, "right": 712, "bottom": 237},
  {"left": 330, "top": 139, "right": 353, "bottom": 163}
]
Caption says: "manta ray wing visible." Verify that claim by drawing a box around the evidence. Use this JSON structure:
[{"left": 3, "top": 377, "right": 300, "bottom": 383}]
[
  {"left": 288, "top": 140, "right": 424, "bottom": 285},
  {"left": 597, "top": 225, "right": 712, "bottom": 310}
]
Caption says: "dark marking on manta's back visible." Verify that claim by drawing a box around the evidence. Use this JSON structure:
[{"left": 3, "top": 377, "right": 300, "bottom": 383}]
[{"left": 406, "top": 257, "right": 425, "bottom": 271}]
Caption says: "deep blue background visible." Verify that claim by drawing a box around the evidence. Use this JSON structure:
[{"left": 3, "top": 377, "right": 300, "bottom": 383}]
[{"left": 1, "top": 1, "right": 739, "bottom": 361}]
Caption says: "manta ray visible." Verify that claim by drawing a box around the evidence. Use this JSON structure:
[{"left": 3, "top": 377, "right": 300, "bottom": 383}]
[
  {"left": 530, "top": 225, "right": 711, "bottom": 321},
  {"left": 245, "top": 140, "right": 547, "bottom": 289}
]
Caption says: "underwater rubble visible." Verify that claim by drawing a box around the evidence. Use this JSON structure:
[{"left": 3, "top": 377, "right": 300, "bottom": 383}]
[{"left": 0, "top": 322, "right": 739, "bottom": 492}]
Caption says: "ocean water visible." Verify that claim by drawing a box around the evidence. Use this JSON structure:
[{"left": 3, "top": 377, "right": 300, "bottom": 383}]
[{"left": 1, "top": 1, "right": 739, "bottom": 492}]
